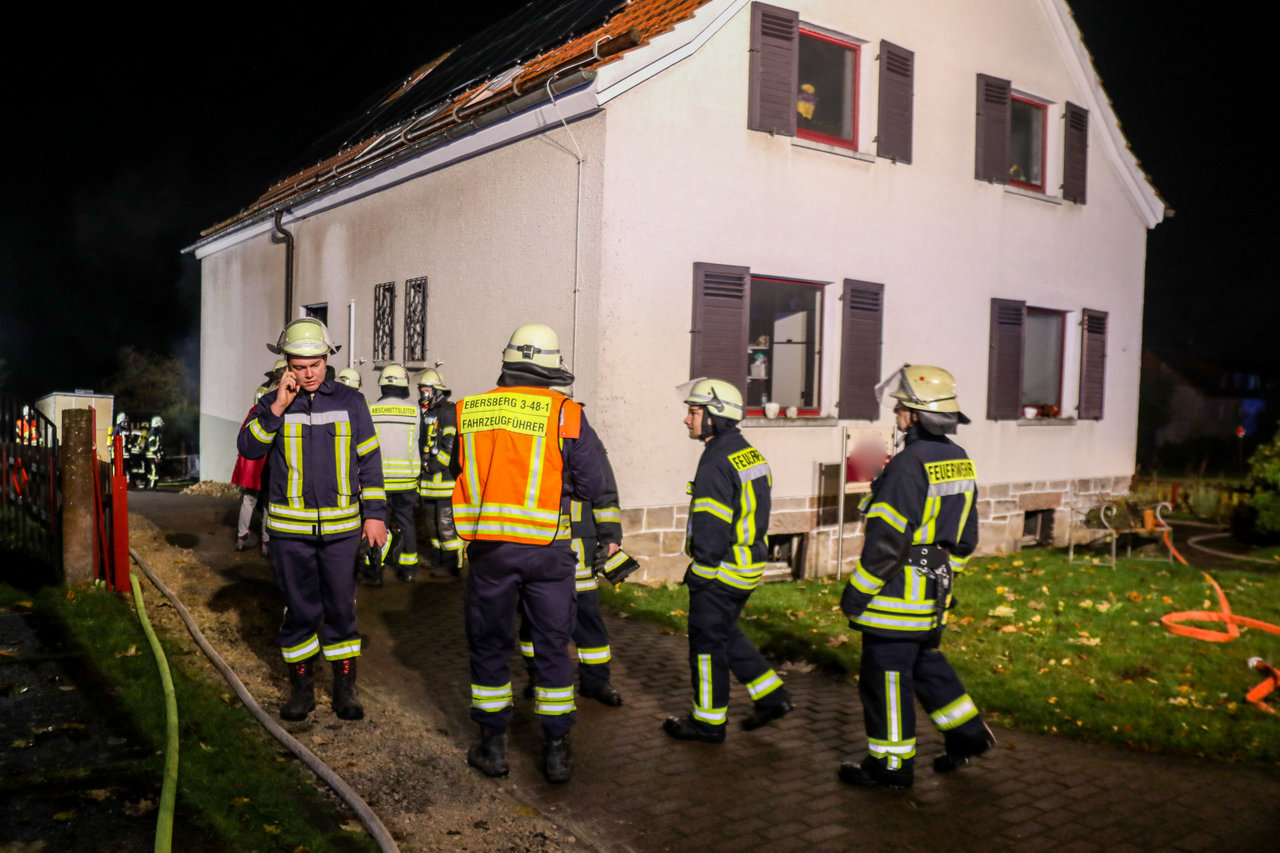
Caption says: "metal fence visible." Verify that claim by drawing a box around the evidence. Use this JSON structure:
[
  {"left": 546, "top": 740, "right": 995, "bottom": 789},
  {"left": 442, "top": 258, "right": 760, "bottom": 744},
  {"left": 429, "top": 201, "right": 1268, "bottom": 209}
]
[{"left": 1, "top": 393, "right": 61, "bottom": 572}]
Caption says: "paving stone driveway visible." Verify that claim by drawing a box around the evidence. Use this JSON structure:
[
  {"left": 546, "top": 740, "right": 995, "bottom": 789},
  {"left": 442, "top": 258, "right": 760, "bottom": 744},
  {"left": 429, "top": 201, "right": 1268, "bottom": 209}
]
[{"left": 136, "top": 493, "right": 1280, "bottom": 852}]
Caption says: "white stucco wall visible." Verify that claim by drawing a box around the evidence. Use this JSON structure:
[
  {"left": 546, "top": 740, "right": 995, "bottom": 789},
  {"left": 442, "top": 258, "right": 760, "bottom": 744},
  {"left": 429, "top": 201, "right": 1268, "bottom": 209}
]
[
  {"left": 595, "top": 0, "right": 1153, "bottom": 516},
  {"left": 199, "top": 114, "right": 606, "bottom": 482}
]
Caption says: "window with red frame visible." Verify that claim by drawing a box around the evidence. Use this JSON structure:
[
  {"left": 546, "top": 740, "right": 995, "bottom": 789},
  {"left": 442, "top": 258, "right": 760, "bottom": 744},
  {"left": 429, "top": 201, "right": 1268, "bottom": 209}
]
[
  {"left": 796, "top": 29, "right": 858, "bottom": 149},
  {"left": 1009, "top": 96, "right": 1046, "bottom": 191}
]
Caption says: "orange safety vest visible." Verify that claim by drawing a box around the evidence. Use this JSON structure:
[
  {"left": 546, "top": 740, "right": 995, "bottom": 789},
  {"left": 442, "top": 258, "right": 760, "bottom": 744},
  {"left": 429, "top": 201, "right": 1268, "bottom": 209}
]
[{"left": 452, "top": 387, "right": 581, "bottom": 545}]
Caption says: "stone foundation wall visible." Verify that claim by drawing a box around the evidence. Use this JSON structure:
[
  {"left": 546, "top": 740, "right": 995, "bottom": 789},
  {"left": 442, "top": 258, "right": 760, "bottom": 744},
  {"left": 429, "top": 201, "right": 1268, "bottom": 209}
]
[{"left": 619, "top": 475, "right": 1132, "bottom": 583}]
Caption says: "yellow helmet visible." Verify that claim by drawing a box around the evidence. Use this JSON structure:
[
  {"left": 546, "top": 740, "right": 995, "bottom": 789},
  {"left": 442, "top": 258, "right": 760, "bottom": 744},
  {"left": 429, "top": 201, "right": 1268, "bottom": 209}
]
[
  {"left": 682, "top": 378, "right": 745, "bottom": 422},
  {"left": 883, "top": 364, "right": 962, "bottom": 414},
  {"left": 416, "top": 368, "right": 448, "bottom": 391},
  {"left": 267, "top": 318, "right": 340, "bottom": 357},
  {"left": 503, "top": 323, "right": 563, "bottom": 369},
  {"left": 265, "top": 358, "right": 287, "bottom": 379},
  {"left": 336, "top": 368, "right": 362, "bottom": 389},
  {"left": 379, "top": 364, "right": 409, "bottom": 387}
]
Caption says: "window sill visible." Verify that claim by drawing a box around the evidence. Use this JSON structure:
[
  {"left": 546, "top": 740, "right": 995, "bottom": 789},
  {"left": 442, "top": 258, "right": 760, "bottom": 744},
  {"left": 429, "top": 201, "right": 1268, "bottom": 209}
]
[
  {"left": 1017, "top": 417, "right": 1077, "bottom": 426},
  {"left": 743, "top": 415, "right": 839, "bottom": 428},
  {"left": 1004, "top": 185, "right": 1063, "bottom": 206},
  {"left": 792, "top": 137, "right": 874, "bottom": 163}
]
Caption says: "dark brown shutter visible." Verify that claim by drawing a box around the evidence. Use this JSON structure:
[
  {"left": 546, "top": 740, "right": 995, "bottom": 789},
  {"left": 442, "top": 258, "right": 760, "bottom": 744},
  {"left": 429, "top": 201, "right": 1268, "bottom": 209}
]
[
  {"left": 987, "top": 298, "right": 1025, "bottom": 420},
  {"left": 838, "top": 280, "right": 885, "bottom": 420},
  {"left": 876, "top": 41, "right": 914, "bottom": 164},
  {"left": 1078, "top": 308, "right": 1107, "bottom": 419},
  {"left": 748, "top": 2, "right": 798, "bottom": 136},
  {"left": 691, "top": 263, "right": 750, "bottom": 390},
  {"left": 975, "top": 74, "right": 1011, "bottom": 183},
  {"left": 1062, "top": 101, "right": 1089, "bottom": 204}
]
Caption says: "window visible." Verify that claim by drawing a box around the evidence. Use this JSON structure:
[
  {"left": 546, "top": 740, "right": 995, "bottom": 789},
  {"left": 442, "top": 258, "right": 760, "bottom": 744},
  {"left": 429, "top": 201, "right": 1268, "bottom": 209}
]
[
  {"left": 303, "top": 302, "right": 328, "bottom": 327},
  {"left": 373, "top": 281, "right": 395, "bottom": 364},
  {"left": 796, "top": 29, "right": 858, "bottom": 149},
  {"left": 988, "top": 300, "right": 1109, "bottom": 420},
  {"left": 691, "top": 263, "right": 835, "bottom": 416},
  {"left": 1022, "top": 307, "right": 1064, "bottom": 413},
  {"left": 404, "top": 276, "right": 427, "bottom": 364},
  {"left": 747, "top": 276, "right": 822, "bottom": 410},
  {"left": 1009, "top": 96, "right": 1046, "bottom": 191},
  {"left": 747, "top": 3, "right": 866, "bottom": 153}
]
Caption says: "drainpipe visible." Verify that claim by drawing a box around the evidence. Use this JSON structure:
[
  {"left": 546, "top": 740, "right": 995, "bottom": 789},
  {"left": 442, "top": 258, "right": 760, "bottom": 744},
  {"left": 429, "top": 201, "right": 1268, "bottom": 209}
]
[
  {"left": 347, "top": 300, "right": 357, "bottom": 369},
  {"left": 273, "top": 210, "right": 295, "bottom": 320}
]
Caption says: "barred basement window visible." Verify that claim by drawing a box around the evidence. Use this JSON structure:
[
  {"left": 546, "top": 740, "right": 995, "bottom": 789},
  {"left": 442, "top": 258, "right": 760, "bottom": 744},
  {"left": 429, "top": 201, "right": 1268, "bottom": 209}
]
[
  {"left": 373, "top": 281, "right": 395, "bottom": 363},
  {"left": 404, "top": 276, "right": 427, "bottom": 364}
]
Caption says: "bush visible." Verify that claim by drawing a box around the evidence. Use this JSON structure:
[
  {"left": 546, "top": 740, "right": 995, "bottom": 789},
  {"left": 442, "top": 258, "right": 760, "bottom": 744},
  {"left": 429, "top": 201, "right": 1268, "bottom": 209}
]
[{"left": 1247, "top": 430, "right": 1280, "bottom": 535}]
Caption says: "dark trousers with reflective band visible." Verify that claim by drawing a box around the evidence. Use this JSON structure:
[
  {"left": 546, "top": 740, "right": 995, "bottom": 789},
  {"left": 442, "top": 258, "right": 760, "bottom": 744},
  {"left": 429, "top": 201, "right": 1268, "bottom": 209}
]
[
  {"left": 466, "top": 540, "right": 578, "bottom": 738},
  {"left": 385, "top": 489, "right": 419, "bottom": 568},
  {"left": 272, "top": 533, "right": 362, "bottom": 662},
  {"left": 422, "top": 496, "right": 463, "bottom": 566},
  {"left": 858, "top": 632, "right": 984, "bottom": 779},
  {"left": 520, "top": 587, "right": 612, "bottom": 691},
  {"left": 685, "top": 571, "right": 789, "bottom": 732}
]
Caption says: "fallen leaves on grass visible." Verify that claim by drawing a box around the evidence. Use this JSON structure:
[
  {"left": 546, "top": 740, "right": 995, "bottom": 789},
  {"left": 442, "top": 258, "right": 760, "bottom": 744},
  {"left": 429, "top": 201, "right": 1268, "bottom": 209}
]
[{"left": 825, "top": 635, "right": 849, "bottom": 647}]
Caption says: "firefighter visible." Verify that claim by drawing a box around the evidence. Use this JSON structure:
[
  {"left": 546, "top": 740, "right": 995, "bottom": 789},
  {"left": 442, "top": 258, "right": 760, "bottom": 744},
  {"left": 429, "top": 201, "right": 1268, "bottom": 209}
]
[
  {"left": 15, "top": 405, "right": 37, "bottom": 445},
  {"left": 234, "top": 381, "right": 274, "bottom": 554},
  {"left": 838, "top": 365, "right": 994, "bottom": 789},
  {"left": 336, "top": 368, "right": 362, "bottom": 390},
  {"left": 452, "top": 323, "right": 606, "bottom": 783},
  {"left": 519, "top": 409, "right": 627, "bottom": 707},
  {"left": 368, "top": 364, "right": 420, "bottom": 583},
  {"left": 238, "top": 317, "right": 387, "bottom": 722},
  {"left": 111, "top": 411, "right": 130, "bottom": 468},
  {"left": 144, "top": 415, "right": 164, "bottom": 489},
  {"left": 664, "top": 379, "right": 793, "bottom": 744},
  {"left": 417, "top": 368, "right": 463, "bottom": 577}
]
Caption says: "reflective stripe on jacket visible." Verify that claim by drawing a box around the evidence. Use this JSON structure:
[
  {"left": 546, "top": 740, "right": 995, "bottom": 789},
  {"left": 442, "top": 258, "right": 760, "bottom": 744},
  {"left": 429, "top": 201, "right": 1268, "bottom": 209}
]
[
  {"left": 452, "top": 387, "right": 582, "bottom": 544},
  {"left": 841, "top": 428, "right": 978, "bottom": 639},
  {"left": 237, "top": 379, "right": 386, "bottom": 541},
  {"left": 371, "top": 398, "right": 420, "bottom": 491},
  {"left": 685, "top": 428, "right": 772, "bottom": 592}
]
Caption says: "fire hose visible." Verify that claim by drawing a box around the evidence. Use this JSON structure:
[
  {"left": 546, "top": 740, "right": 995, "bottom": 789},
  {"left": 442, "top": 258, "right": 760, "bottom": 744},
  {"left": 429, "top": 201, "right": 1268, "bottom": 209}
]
[{"left": 1161, "top": 570, "right": 1280, "bottom": 714}]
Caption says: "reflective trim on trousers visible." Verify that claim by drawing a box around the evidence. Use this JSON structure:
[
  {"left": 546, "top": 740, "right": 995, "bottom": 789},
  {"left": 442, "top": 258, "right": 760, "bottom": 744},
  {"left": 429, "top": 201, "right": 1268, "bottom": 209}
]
[
  {"left": 745, "top": 669, "right": 783, "bottom": 700},
  {"left": 281, "top": 635, "right": 320, "bottom": 662},
  {"left": 577, "top": 645, "right": 611, "bottom": 665},
  {"left": 931, "top": 693, "right": 979, "bottom": 730},
  {"left": 534, "top": 685, "right": 576, "bottom": 716},
  {"left": 322, "top": 638, "right": 361, "bottom": 660},
  {"left": 471, "top": 682, "right": 514, "bottom": 713}
]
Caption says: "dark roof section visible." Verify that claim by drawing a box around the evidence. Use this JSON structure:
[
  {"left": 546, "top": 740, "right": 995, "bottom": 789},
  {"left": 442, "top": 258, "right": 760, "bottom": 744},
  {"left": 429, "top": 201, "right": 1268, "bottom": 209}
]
[{"left": 295, "top": 0, "right": 626, "bottom": 171}]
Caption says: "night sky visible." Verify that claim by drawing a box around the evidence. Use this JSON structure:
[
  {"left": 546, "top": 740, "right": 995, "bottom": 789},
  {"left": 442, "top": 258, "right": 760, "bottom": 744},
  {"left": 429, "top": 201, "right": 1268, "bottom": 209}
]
[{"left": 1, "top": 1, "right": 1271, "bottom": 403}]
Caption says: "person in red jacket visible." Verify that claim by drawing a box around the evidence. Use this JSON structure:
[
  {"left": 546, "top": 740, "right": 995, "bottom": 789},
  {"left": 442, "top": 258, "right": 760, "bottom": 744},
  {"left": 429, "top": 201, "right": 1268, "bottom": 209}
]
[{"left": 232, "top": 381, "right": 274, "bottom": 556}]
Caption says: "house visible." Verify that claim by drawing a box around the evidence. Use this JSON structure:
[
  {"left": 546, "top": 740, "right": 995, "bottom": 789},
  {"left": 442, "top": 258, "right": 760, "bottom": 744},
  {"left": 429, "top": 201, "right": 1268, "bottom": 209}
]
[
  {"left": 1140, "top": 347, "right": 1273, "bottom": 454},
  {"left": 190, "top": 0, "right": 1166, "bottom": 578}
]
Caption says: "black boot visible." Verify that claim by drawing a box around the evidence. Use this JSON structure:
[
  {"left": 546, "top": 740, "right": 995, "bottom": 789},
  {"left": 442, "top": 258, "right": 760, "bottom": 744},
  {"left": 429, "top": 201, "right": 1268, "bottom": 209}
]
[
  {"left": 543, "top": 735, "right": 573, "bottom": 783},
  {"left": 331, "top": 658, "right": 364, "bottom": 720},
  {"left": 280, "top": 657, "right": 316, "bottom": 721},
  {"left": 662, "top": 716, "right": 725, "bottom": 744},
  {"left": 580, "top": 683, "right": 624, "bottom": 706},
  {"left": 838, "top": 757, "right": 913, "bottom": 789},
  {"left": 467, "top": 730, "right": 510, "bottom": 777},
  {"left": 741, "top": 698, "right": 794, "bottom": 730},
  {"left": 933, "top": 719, "right": 995, "bottom": 772}
]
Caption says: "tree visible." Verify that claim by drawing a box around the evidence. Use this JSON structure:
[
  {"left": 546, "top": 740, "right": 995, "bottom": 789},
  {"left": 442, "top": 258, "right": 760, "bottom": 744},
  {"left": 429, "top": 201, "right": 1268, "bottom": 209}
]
[
  {"left": 104, "top": 346, "right": 191, "bottom": 412},
  {"left": 1246, "top": 428, "right": 1280, "bottom": 535}
]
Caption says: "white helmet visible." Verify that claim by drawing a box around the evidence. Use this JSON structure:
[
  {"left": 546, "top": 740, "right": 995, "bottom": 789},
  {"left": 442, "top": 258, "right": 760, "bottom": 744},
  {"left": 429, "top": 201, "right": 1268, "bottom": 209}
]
[
  {"left": 267, "top": 318, "right": 340, "bottom": 357},
  {"left": 503, "top": 323, "right": 563, "bottom": 369},
  {"left": 379, "top": 364, "right": 409, "bottom": 387},
  {"left": 336, "top": 368, "right": 362, "bottom": 389},
  {"left": 682, "top": 378, "right": 745, "bottom": 422},
  {"left": 150, "top": 415, "right": 164, "bottom": 429}
]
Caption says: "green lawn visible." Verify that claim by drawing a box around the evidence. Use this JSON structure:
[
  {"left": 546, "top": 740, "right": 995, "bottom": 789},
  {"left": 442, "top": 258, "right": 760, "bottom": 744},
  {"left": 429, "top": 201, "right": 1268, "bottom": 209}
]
[
  {"left": 602, "top": 550, "right": 1280, "bottom": 765},
  {"left": 0, "top": 581, "right": 376, "bottom": 852}
]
